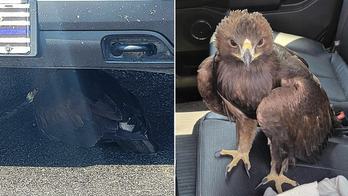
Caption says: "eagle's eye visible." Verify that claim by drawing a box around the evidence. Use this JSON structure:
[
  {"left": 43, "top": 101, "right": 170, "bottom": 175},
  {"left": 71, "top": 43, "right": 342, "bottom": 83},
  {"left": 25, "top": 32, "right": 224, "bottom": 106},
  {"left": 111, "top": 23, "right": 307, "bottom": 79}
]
[
  {"left": 257, "top": 38, "right": 265, "bottom": 47},
  {"left": 230, "top": 39, "right": 237, "bottom": 48}
]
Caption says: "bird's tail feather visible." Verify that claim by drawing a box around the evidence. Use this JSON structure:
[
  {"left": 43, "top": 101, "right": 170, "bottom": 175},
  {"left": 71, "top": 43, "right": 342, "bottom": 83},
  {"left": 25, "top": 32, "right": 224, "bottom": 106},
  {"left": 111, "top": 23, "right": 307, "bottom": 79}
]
[{"left": 116, "top": 138, "right": 159, "bottom": 154}]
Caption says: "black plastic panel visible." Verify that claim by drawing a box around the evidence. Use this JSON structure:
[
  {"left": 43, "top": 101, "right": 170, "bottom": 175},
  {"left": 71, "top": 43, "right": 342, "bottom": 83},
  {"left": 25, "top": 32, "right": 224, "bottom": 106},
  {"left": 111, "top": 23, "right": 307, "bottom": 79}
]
[
  {"left": 176, "top": 7, "right": 226, "bottom": 53},
  {"left": 176, "top": 0, "right": 341, "bottom": 53},
  {"left": 228, "top": 0, "right": 280, "bottom": 11},
  {"left": 177, "top": 0, "right": 280, "bottom": 10},
  {"left": 263, "top": 0, "right": 342, "bottom": 42},
  {"left": 0, "top": 31, "right": 174, "bottom": 73},
  {"left": 36, "top": 0, "right": 174, "bottom": 44},
  {"left": 176, "top": 7, "right": 226, "bottom": 76}
]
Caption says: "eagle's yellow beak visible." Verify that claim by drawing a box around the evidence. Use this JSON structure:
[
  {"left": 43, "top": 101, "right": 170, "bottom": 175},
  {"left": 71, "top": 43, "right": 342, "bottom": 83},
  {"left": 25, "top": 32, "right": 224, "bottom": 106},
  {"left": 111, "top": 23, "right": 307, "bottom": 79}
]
[
  {"left": 241, "top": 40, "right": 253, "bottom": 70},
  {"left": 242, "top": 40, "right": 253, "bottom": 52},
  {"left": 234, "top": 39, "right": 261, "bottom": 71},
  {"left": 26, "top": 88, "right": 38, "bottom": 103}
]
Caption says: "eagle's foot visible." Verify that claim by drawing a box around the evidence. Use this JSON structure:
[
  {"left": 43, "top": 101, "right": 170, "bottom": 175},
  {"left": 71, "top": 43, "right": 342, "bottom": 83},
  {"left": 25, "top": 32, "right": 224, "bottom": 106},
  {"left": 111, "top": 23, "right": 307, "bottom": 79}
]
[
  {"left": 255, "top": 172, "right": 299, "bottom": 193},
  {"left": 215, "top": 149, "right": 251, "bottom": 178}
]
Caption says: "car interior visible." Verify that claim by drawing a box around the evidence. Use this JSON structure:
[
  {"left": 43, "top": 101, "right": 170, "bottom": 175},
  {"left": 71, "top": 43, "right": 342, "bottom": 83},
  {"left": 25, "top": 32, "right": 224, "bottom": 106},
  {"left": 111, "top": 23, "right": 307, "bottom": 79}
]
[{"left": 176, "top": 0, "right": 348, "bottom": 195}]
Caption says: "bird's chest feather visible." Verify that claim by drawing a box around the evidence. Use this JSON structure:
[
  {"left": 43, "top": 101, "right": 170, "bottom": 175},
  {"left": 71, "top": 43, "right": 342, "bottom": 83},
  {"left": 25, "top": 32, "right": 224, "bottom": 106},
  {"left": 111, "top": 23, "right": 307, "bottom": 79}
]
[{"left": 217, "top": 61, "right": 275, "bottom": 111}]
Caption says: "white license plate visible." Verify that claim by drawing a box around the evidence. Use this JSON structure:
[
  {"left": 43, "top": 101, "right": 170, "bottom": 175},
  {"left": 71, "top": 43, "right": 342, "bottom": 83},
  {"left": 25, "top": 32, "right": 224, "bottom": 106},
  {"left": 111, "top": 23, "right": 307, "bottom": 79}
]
[{"left": 0, "top": 0, "right": 36, "bottom": 56}]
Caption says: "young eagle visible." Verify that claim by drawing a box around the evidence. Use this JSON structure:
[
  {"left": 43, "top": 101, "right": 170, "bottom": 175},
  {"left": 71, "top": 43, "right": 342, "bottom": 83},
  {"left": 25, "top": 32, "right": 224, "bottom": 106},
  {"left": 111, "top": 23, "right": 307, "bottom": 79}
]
[
  {"left": 197, "top": 10, "right": 340, "bottom": 193},
  {"left": 26, "top": 69, "right": 158, "bottom": 153}
]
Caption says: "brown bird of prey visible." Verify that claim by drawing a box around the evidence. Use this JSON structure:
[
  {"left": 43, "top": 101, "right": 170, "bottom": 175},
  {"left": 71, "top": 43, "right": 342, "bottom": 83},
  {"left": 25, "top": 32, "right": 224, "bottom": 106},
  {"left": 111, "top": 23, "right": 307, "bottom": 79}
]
[
  {"left": 197, "top": 10, "right": 341, "bottom": 193},
  {"left": 26, "top": 69, "right": 158, "bottom": 153}
]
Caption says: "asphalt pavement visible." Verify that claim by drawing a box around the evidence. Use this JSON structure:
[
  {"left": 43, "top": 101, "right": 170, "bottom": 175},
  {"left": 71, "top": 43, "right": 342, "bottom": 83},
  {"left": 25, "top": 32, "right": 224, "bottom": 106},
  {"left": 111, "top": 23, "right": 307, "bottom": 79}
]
[{"left": 0, "top": 68, "right": 174, "bottom": 195}]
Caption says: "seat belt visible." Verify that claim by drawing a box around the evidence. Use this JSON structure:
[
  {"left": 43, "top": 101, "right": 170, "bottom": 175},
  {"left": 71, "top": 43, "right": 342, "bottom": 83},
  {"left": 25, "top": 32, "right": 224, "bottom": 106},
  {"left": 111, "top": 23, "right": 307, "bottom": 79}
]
[{"left": 332, "top": 0, "right": 348, "bottom": 52}]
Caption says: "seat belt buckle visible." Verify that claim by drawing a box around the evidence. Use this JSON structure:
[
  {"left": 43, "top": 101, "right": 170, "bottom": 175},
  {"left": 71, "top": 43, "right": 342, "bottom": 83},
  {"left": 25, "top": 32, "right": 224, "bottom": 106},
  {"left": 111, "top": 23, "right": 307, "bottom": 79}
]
[
  {"left": 337, "top": 111, "right": 345, "bottom": 120},
  {"left": 336, "top": 111, "right": 348, "bottom": 126},
  {"left": 332, "top": 40, "right": 340, "bottom": 53}
]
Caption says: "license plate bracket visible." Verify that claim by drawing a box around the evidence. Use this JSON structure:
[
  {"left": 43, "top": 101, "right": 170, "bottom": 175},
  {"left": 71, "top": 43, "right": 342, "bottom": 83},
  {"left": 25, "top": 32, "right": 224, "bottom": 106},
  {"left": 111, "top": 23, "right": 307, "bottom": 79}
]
[{"left": 0, "top": 0, "right": 37, "bottom": 56}]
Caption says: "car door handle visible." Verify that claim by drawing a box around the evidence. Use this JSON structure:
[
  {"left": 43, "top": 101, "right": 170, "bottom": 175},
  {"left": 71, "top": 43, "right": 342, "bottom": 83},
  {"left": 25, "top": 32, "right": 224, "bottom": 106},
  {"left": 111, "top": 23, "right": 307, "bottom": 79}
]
[{"left": 110, "top": 43, "right": 157, "bottom": 57}]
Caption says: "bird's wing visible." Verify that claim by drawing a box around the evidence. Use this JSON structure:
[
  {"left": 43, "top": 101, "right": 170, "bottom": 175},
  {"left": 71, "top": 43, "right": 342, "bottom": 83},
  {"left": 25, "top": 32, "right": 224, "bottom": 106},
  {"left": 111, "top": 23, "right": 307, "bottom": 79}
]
[
  {"left": 197, "top": 55, "right": 226, "bottom": 116},
  {"left": 257, "top": 54, "right": 332, "bottom": 164},
  {"left": 274, "top": 43, "right": 322, "bottom": 86},
  {"left": 33, "top": 70, "right": 157, "bottom": 152},
  {"left": 33, "top": 82, "right": 103, "bottom": 147},
  {"left": 76, "top": 70, "right": 149, "bottom": 136},
  {"left": 273, "top": 43, "right": 309, "bottom": 68},
  {"left": 75, "top": 70, "right": 158, "bottom": 153}
]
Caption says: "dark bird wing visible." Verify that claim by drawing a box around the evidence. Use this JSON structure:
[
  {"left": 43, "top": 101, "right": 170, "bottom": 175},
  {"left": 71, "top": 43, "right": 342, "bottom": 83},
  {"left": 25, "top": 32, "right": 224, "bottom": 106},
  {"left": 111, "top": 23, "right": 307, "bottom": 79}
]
[
  {"left": 197, "top": 55, "right": 228, "bottom": 117},
  {"left": 32, "top": 69, "right": 158, "bottom": 153},
  {"left": 257, "top": 53, "right": 332, "bottom": 164},
  {"left": 273, "top": 43, "right": 309, "bottom": 68},
  {"left": 75, "top": 70, "right": 158, "bottom": 153},
  {"left": 33, "top": 70, "right": 101, "bottom": 147}
]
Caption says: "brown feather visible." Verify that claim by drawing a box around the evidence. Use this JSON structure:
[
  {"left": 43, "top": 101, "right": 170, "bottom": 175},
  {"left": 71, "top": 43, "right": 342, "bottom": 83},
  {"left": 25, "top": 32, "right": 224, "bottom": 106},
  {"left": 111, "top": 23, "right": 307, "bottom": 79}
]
[
  {"left": 197, "top": 55, "right": 225, "bottom": 116},
  {"left": 257, "top": 48, "right": 333, "bottom": 164},
  {"left": 197, "top": 10, "right": 339, "bottom": 176},
  {"left": 30, "top": 69, "right": 156, "bottom": 152},
  {"left": 273, "top": 43, "right": 309, "bottom": 68}
]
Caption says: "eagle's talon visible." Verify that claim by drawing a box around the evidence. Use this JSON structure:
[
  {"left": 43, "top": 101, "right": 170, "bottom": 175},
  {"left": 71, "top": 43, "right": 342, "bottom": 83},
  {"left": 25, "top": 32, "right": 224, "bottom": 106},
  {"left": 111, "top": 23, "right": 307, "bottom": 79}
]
[
  {"left": 225, "top": 165, "right": 229, "bottom": 180},
  {"left": 257, "top": 173, "right": 298, "bottom": 193},
  {"left": 225, "top": 163, "right": 236, "bottom": 180},
  {"left": 244, "top": 163, "right": 251, "bottom": 178},
  {"left": 255, "top": 177, "right": 268, "bottom": 189},
  {"left": 226, "top": 163, "right": 234, "bottom": 173},
  {"left": 217, "top": 150, "right": 251, "bottom": 178},
  {"left": 214, "top": 150, "right": 222, "bottom": 157}
]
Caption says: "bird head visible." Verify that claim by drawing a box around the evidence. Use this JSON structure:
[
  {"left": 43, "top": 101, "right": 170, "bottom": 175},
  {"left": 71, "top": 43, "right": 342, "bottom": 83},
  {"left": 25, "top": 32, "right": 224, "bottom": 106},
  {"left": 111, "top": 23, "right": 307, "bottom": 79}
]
[
  {"left": 26, "top": 88, "right": 39, "bottom": 103},
  {"left": 26, "top": 69, "right": 59, "bottom": 103},
  {"left": 215, "top": 10, "right": 273, "bottom": 70}
]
